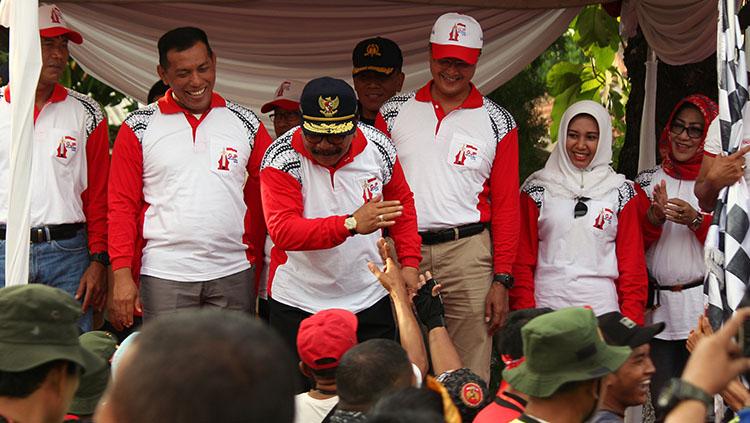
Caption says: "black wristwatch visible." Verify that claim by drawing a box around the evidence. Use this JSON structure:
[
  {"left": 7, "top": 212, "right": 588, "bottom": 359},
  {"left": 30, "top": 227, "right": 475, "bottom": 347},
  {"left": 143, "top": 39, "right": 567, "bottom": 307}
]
[
  {"left": 89, "top": 252, "right": 110, "bottom": 266},
  {"left": 657, "top": 378, "right": 712, "bottom": 413},
  {"left": 492, "top": 273, "right": 514, "bottom": 289}
]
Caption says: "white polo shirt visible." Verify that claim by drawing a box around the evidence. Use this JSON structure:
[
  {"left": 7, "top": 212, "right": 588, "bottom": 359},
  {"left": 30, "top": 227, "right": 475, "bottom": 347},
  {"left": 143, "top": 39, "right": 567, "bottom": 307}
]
[
  {"left": 0, "top": 84, "right": 109, "bottom": 252},
  {"left": 108, "top": 90, "right": 272, "bottom": 282}
]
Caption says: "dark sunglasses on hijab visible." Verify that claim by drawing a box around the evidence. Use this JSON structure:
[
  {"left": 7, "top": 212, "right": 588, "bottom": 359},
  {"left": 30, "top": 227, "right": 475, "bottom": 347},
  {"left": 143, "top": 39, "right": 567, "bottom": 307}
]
[{"left": 574, "top": 197, "right": 590, "bottom": 218}]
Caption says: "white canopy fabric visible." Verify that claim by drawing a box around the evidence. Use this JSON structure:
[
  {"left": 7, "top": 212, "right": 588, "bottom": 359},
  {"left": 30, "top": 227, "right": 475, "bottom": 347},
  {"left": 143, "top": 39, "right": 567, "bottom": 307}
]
[
  {"left": 0, "top": 0, "right": 40, "bottom": 286},
  {"left": 58, "top": 1, "right": 579, "bottom": 108}
]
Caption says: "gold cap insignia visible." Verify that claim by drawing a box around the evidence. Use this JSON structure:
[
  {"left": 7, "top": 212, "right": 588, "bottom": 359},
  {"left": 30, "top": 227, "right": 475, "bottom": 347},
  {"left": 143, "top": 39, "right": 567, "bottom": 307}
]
[
  {"left": 318, "top": 96, "right": 340, "bottom": 118},
  {"left": 365, "top": 43, "right": 381, "bottom": 57}
]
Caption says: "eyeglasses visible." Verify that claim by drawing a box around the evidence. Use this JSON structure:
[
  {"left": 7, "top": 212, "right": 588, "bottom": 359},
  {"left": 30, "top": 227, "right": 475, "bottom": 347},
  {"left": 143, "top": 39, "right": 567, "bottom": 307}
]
[
  {"left": 669, "top": 122, "right": 703, "bottom": 139},
  {"left": 574, "top": 197, "right": 590, "bottom": 218},
  {"left": 304, "top": 133, "right": 350, "bottom": 145},
  {"left": 270, "top": 111, "right": 302, "bottom": 122}
]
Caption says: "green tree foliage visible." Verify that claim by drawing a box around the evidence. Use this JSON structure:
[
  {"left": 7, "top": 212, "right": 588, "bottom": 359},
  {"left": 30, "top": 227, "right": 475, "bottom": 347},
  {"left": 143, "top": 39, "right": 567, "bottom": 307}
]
[{"left": 545, "top": 5, "right": 629, "bottom": 160}]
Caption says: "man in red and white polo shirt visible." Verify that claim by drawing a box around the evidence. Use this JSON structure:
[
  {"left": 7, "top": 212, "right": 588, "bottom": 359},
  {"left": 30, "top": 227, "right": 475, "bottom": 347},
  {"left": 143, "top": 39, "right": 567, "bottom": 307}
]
[
  {"left": 260, "top": 77, "right": 421, "bottom": 356},
  {"left": 108, "top": 27, "right": 272, "bottom": 327},
  {"left": 379, "top": 12, "right": 520, "bottom": 382},
  {"left": 0, "top": 4, "right": 110, "bottom": 332}
]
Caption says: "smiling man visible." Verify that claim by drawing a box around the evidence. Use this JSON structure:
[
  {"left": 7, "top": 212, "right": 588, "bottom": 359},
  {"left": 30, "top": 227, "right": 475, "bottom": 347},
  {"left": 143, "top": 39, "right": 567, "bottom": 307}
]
[
  {"left": 108, "top": 27, "right": 273, "bottom": 327},
  {"left": 351, "top": 37, "right": 404, "bottom": 127},
  {"left": 260, "top": 77, "right": 421, "bottom": 372},
  {"left": 0, "top": 4, "right": 109, "bottom": 332},
  {"left": 379, "top": 12, "right": 520, "bottom": 383},
  {"left": 594, "top": 312, "right": 664, "bottom": 423}
]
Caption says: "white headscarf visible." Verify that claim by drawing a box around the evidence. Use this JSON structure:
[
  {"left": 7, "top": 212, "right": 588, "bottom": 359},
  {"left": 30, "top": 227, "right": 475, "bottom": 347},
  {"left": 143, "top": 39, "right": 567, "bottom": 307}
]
[{"left": 524, "top": 100, "right": 625, "bottom": 199}]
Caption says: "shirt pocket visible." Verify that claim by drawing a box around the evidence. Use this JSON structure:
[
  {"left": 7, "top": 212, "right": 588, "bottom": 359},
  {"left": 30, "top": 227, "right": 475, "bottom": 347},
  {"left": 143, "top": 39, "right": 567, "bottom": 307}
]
[
  {"left": 46, "top": 128, "right": 82, "bottom": 168},
  {"left": 209, "top": 138, "right": 247, "bottom": 181},
  {"left": 589, "top": 206, "right": 618, "bottom": 244},
  {"left": 447, "top": 132, "right": 485, "bottom": 171}
]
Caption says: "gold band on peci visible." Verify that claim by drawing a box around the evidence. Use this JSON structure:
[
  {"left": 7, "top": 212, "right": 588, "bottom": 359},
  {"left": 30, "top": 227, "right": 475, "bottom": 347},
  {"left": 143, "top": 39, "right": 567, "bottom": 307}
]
[
  {"left": 302, "top": 114, "right": 356, "bottom": 122},
  {"left": 303, "top": 120, "right": 355, "bottom": 134}
]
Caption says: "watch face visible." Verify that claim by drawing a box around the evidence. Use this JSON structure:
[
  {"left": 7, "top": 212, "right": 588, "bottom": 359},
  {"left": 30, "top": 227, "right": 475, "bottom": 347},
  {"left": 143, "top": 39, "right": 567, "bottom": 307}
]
[{"left": 344, "top": 217, "right": 357, "bottom": 230}]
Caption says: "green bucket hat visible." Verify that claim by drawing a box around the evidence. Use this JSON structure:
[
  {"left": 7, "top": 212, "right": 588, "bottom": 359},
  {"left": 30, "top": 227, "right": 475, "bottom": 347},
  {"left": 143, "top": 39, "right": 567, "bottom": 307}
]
[
  {"left": 0, "top": 285, "right": 105, "bottom": 374},
  {"left": 503, "top": 307, "right": 631, "bottom": 398},
  {"left": 69, "top": 331, "right": 118, "bottom": 415}
]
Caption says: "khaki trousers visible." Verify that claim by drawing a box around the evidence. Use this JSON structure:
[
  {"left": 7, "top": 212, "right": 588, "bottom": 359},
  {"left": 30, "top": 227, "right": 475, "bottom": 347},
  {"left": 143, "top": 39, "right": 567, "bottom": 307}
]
[
  {"left": 140, "top": 268, "right": 256, "bottom": 321},
  {"left": 420, "top": 229, "right": 493, "bottom": 382}
]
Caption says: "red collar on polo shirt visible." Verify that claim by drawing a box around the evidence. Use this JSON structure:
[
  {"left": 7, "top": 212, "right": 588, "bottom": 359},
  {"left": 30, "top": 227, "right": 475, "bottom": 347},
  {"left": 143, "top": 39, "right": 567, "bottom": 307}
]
[
  {"left": 291, "top": 127, "right": 367, "bottom": 173},
  {"left": 157, "top": 88, "right": 226, "bottom": 115},
  {"left": 158, "top": 88, "right": 227, "bottom": 140},
  {"left": 4, "top": 83, "right": 69, "bottom": 123},
  {"left": 414, "top": 81, "right": 483, "bottom": 132}
]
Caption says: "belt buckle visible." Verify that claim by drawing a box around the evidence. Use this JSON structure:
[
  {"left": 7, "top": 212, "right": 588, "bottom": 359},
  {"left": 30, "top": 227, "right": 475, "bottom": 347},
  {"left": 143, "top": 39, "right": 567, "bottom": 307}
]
[
  {"left": 36, "top": 228, "right": 44, "bottom": 243},
  {"left": 452, "top": 227, "right": 459, "bottom": 241}
]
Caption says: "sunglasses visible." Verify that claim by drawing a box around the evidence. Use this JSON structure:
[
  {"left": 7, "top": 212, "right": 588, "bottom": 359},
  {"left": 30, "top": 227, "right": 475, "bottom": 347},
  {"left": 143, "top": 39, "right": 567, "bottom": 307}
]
[{"left": 574, "top": 197, "right": 590, "bottom": 218}]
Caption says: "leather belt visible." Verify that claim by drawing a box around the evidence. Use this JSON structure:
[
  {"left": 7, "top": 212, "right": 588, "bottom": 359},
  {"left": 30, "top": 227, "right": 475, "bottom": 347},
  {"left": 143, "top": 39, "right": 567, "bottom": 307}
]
[
  {"left": 656, "top": 279, "right": 703, "bottom": 292},
  {"left": 419, "top": 223, "right": 487, "bottom": 245},
  {"left": 0, "top": 223, "right": 84, "bottom": 243}
]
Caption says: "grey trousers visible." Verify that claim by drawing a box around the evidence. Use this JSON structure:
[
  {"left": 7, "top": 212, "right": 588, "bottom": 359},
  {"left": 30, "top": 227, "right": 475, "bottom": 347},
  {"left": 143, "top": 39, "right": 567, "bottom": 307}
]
[{"left": 140, "top": 267, "right": 255, "bottom": 321}]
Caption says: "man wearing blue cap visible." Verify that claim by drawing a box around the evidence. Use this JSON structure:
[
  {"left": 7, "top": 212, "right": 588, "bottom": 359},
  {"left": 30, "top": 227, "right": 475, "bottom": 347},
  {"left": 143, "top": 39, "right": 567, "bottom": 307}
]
[{"left": 260, "top": 77, "right": 421, "bottom": 358}]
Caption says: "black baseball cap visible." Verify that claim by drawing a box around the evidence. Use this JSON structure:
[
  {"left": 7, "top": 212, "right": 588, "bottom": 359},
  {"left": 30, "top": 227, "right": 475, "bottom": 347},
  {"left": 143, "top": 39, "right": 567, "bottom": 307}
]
[
  {"left": 352, "top": 37, "right": 403, "bottom": 76},
  {"left": 597, "top": 311, "right": 665, "bottom": 348},
  {"left": 300, "top": 77, "right": 358, "bottom": 136}
]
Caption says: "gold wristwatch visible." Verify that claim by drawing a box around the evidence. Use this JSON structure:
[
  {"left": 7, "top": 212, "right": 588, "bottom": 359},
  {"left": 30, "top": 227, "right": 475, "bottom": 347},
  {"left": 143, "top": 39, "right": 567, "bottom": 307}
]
[{"left": 344, "top": 215, "right": 357, "bottom": 235}]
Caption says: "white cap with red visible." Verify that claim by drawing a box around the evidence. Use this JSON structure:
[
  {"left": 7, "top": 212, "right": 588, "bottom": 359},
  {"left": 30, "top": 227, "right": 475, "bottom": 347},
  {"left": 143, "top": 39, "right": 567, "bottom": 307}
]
[
  {"left": 39, "top": 4, "right": 83, "bottom": 44},
  {"left": 261, "top": 79, "right": 305, "bottom": 114},
  {"left": 429, "top": 12, "right": 482, "bottom": 65}
]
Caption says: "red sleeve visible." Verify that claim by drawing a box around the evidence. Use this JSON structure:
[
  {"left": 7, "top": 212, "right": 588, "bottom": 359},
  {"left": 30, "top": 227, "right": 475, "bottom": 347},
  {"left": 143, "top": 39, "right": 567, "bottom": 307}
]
[
  {"left": 108, "top": 124, "right": 144, "bottom": 271},
  {"left": 615, "top": 196, "right": 648, "bottom": 325},
  {"left": 374, "top": 113, "right": 390, "bottom": 137},
  {"left": 261, "top": 167, "right": 351, "bottom": 250},
  {"left": 490, "top": 127, "right": 520, "bottom": 273},
  {"left": 510, "top": 192, "right": 538, "bottom": 310},
  {"left": 82, "top": 119, "right": 110, "bottom": 253},
  {"left": 634, "top": 184, "right": 662, "bottom": 250},
  {"left": 244, "top": 123, "right": 273, "bottom": 279},
  {"left": 692, "top": 212, "right": 712, "bottom": 244},
  {"left": 382, "top": 159, "right": 421, "bottom": 268}
]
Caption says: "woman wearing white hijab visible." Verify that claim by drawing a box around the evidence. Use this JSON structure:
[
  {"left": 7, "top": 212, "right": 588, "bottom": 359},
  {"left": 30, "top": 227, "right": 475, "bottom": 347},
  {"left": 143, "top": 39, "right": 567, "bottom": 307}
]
[{"left": 510, "top": 100, "right": 648, "bottom": 324}]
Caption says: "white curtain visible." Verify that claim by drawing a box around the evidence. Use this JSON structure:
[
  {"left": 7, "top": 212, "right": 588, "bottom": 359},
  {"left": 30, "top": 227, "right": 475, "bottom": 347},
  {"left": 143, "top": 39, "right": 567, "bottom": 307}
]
[
  {"left": 58, "top": 1, "right": 579, "bottom": 109},
  {"left": 0, "top": 0, "right": 40, "bottom": 286},
  {"left": 621, "top": 0, "right": 718, "bottom": 66}
]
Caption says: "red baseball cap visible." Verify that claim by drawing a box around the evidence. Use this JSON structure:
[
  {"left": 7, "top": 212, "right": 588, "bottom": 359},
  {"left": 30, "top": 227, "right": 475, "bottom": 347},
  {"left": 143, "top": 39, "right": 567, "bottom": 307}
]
[
  {"left": 39, "top": 4, "right": 83, "bottom": 45},
  {"left": 297, "top": 309, "right": 358, "bottom": 370}
]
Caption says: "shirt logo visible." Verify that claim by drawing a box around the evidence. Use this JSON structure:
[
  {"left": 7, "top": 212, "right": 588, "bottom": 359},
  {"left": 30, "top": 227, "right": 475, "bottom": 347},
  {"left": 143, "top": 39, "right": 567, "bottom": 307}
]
[
  {"left": 50, "top": 6, "right": 63, "bottom": 24},
  {"left": 275, "top": 81, "right": 291, "bottom": 97},
  {"left": 361, "top": 176, "right": 382, "bottom": 203},
  {"left": 319, "top": 96, "right": 340, "bottom": 118},
  {"left": 460, "top": 382, "right": 484, "bottom": 407},
  {"left": 453, "top": 143, "right": 478, "bottom": 166},
  {"left": 217, "top": 147, "right": 239, "bottom": 171},
  {"left": 56, "top": 136, "right": 77, "bottom": 159},
  {"left": 365, "top": 43, "right": 382, "bottom": 57},
  {"left": 593, "top": 208, "right": 614, "bottom": 230},
  {"left": 448, "top": 23, "right": 467, "bottom": 42}
]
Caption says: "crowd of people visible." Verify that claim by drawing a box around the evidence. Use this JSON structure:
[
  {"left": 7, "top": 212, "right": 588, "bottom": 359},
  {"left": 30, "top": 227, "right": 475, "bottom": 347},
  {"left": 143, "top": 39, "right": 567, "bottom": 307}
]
[{"left": 3, "top": 3, "right": 750, "bottom": 423}]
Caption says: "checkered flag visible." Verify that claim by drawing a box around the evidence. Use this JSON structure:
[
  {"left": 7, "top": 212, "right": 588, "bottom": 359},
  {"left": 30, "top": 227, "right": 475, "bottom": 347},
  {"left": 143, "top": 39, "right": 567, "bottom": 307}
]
[{"left": 706, "top": 0, "right": 750, "bottom": 327}]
